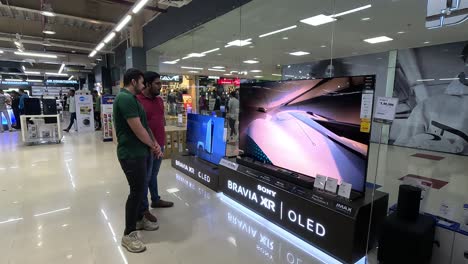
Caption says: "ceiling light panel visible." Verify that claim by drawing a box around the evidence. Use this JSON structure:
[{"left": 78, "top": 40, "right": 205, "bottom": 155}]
[
  {"left": 132, "top": 0, "right": 149, "bottom": 14},
  {"left": 290, "top": 51, "right": 310, "bottom": 56},
  {"left": 58, "top": 63, "right": 65, "bottom": 74},
  {"left": 250, "top": 70, "right": 262, "bottom": 73},
  {"left": 96, "top": 43, "right": 105, "bottom": 51},
  {"left": 116, "top": 15, "right": 132, "bottom": 32},
  {"left": 202, "top": 48, "right": 220, "bottom": 54},
  {"left": 181, "top": 66, "right": 203, "bottom": 70},
  {"left": 225, "top": 39, "right": 252, "bottom": 47},
  {"left": 363, "top": 36, "right": 393, "bottom": 44},
  {"left": 208, "top": 68, "right": 226, "bottom": 72},
  {"left": 104, "top": 32, "right": 116, "bottom": 43},
  {"left": 24, "top": 71, "right": 41, "bottom": 75},
  {"left": 163, "top": 59, "right": 180, "bottom": 64},
  {"left": 212, "top": 66, "right": 225, "bottom": 69},
  {"left": 243, "top": 60, "right": 259, "bottom": 64},
  {"left": 259, "top": 25, "right": 297, "bottom": 38},
  {"left": 14, "top": 52, "right": 57, "bottom": 58},
  {"left": 89, "top": 50, "right": 97, "bottom": 58},
  {"left": 332, "top": 4, "right": 372, "bottom": 17},
  {"left": 45, "top": 72, "right": 68, "bottom": 76},
  {"left": 300, "top": 14, "right": 337, "bottom": 26}
]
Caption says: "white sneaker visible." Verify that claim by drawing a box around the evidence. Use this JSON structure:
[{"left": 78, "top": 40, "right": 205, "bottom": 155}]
[
  {"left": 121, "top": 231, "right": 146, "bottom": 253},
  {"left": 136, "top": 216, "right": 159, "bottom": 231}
]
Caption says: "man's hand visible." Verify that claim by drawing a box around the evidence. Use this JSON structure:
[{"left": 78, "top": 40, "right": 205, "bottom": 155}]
[{"left": 151, "top": 144, "right": 163, "bottom": 159}]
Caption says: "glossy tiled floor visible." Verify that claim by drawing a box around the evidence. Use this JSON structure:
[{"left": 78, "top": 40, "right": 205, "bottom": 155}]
[{"left": 0, "top": 130, "right": 466, "bottom": 264}]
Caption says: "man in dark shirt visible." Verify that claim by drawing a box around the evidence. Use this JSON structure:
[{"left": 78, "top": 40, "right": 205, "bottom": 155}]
[
  {"left": 113, "top": 68, "right": 163, "bottom": 253},
  {"left": 137, "top": 71, "right": 174, "bottom": 214}
]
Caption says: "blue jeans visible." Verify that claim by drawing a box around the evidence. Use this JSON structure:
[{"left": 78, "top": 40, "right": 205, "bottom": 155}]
[{"left": 139, "top": 147, "right": 164, "bottom": 219}]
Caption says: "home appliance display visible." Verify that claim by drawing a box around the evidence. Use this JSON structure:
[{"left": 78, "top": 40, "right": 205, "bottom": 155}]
[
  {"left": 239, "top": 75, "right": 375, "bottom": 193},
  {"left": 186, "top": 113, "right": 226, "bottom": 165}
]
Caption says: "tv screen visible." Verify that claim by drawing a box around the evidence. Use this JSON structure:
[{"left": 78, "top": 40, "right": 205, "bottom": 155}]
[
  {"left": 239, "top": 75, "right": 375, "bottom": 193},
  {"left": 186, "top": 113, "right": 227, "bottom": 164}
]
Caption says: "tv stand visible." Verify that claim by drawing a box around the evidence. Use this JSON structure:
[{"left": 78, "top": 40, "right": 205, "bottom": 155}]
[{"left": 171, "top": 153, "right": 222, "bottom": 192}]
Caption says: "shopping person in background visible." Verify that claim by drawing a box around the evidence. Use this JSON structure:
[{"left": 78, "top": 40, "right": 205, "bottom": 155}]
[
  {"left": 11, "top": 91, "right": 20, "bottom": 129},
  {"left": 137, "top": 71, "right": 174, "bottom": 214},
  {"left": 227, "top": 91, "right": 239, "bottom": 141},
  {"left": 18, "top": 89, "right": 29, "bottom": 114},
  {"left": 114, "top": 68, "right": 162, "bottom": 253},
  {"left": 92, "top": 90, "right": 102, "bottom": 130},
  {"left": 63, "top": 90, "right": 77, "bottom": 132},
  {"left": 0, "top": 90, "right": 13, "bottom": 132}
]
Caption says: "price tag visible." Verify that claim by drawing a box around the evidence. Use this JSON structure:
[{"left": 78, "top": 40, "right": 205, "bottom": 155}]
[
  {"left": 360, "top": 91, "right": 374, "bottom": 119},
  {"left": 360, "top": 119, "right": 371, "bottom": 133},
  {"left": 374, "top": 97, "right": 398, "bottom": 123},
  {"left": 325, "top": 178, "right": 339, "bottom": 194},
  {"left": 338, "top": 182, "right": 352, "bottom": 199},
  {"left": 314, "top": 175, "right": 327, "bottom": 190}
]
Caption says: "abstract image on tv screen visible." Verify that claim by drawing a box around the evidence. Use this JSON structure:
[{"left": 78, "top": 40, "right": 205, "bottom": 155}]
[
  {"left": 239, "top": 75, "right": 375, "bottom": 192},
  {"left": 186, "top": 113, "right": 227, "bottom": 165}
]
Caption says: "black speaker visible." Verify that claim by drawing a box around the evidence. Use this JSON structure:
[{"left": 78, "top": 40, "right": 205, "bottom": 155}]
[
  {"left": 397, "top": 184, "right": 421, "bottom": 221},
  {"left": 24, "top": 98, "right": 41, "bottom": 115},
  {"left": 42, "top": 99, "right": 57, "bottom": 115}
]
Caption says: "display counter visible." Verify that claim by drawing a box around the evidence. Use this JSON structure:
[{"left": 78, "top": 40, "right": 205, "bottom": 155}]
[{"left": 20, "top": 114, "right": 62, "bottom": 145}]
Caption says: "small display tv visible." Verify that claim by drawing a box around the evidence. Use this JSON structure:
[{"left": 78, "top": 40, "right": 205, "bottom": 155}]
[
  {"left": 186, "top": 113, "right": 227, "bottom": 165},
  {"left": 239, "top": 75, "right": 375, "bottom": 193}
]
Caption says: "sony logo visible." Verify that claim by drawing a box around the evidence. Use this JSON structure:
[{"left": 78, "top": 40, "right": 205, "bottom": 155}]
[
  {"left": 336, "top": 203, "right": 352, "bottom": 214},
  {"left": 257, "top": 184, "right": 277, "bottom": 197}
]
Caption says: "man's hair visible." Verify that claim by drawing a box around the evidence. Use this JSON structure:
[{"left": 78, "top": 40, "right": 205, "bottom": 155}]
[
  {"left": 144, "top": 71, "right": 161, "bottom": 86},
  {"left": 230, "top": 91, "right": 237, "bottom": 98},
  {"left": 124, "top": 68, "right": 144, "bottom": 86}
]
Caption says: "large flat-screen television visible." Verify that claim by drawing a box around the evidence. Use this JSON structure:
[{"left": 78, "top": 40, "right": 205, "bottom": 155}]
[
  {"left": 239, "top": 75, "right": 375, "bottom": 193},
  {"left": 186, "top": 113, "right": 227, "bottom": 164}
]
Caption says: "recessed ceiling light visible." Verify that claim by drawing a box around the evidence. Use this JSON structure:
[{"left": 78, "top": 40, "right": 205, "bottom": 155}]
[
  {"left": 14, "top": 51, "right": 57, "bottom": 58},
  {"left": 163, "top": 59, "right": 180, "bottom": 64},
  {"left": 272, "top": 74, "right": 282, "bottom": 76},
  {"left": 182, "top": 53, "right": 205, "bottom": 59},
  {"left": 397, "top": 31, "right": 405, "bottom": 34},
  {"left": 259, "top": 25, "right": 297, "bottom": 38},
  {"left": 89, "top": 50, "right": 97, "bottom": 58},
  {"left": 96, "top": 43, "right": 105, "bottom": 51},
  {"left": 217, "top": 53, "right": 222, "bottom": 56},
  {"left": 300, "top": 14, "right": 337, "bottom": 26},
  {"left": 71, "top": 50, "right": 76, "bottom": 53},
  {"left": 424, "top": 41, "right": 430, "bottom": 44},
  {"left": 41, "top": 11, "right": 55, "bottom": 17},
  {"left": 320, "top": 45, "right": 327, "bottom": 48},
  {"left": 5, "top": 78, "right": 23, "bottom": 82},
  {"left": 104, "top": 32, "right": 116, "bottom": 43},
  {"left": 363, "top": 36, "right": 393, "bottom": 44},
  {"left": 208, "top": 68, "right": 226, "bottom": 72},
  {"left": 45, "top": 72, "right": 68, "bottom": 76},
  {"left": 416, "top": 79, "right": 435, "bottom": 82},
  {"left": 42, "top": 30, "right": 56, "bottom": 35},
  {"left": 283, "top": 37, "right": 289, "bottom": 40},
  {"left": 290, "top": 51, "right": 310, "bottom": 56},
  {"left": 26, "top": 79, "right": 43, "bottom": 82},
  {"left": 24, "top": 71, "right": 40, "bottom": 75},
  {"left": 243, "top": 60, "right": 259, "bottom": 64},
  {"left": 225, "top": 39, "right": 252, "bottom": 47},
  {"left": 254, "top": 76, "right": 263, "bottom": 78},
  {"left": 250, "top": 70, "right": 262, "bottom": 73},
  {"left": 230, "top": 71, "right": 238, "bottom": 74},
  {"left": 132, "top": 0, "right": 150, "bottom": 14},
  {"left": 249, "top": 46, "right": 255, "bottom": 48},
  {"left": 201, "top": 48, "right": 220, "bottom": 54},
  {"left": 181, "top": 66, "right": 203, "bottom": 70},
  {"left": 115, "top": 15, "right": 132, "bottom": 32},
  {"left": 0, "top": 50, "right": 3, "bottom": 54},
  {"left": 188, "top": 71, "right": 199, "bottom": 73},
  {"left": 22, "top": 66, "right": 26, "bottom": 71},
  {"left": 212, "top": 66, "right": 225, "bottom": 69},
  {"left": 361, "top": 17, "right": 371, "bottom": 21},
  {"left": 332, "top": 4, "right": 372, "bottom": 17},
  {"left": 224, "top": 73, "right": 233, "bottom": 76}
]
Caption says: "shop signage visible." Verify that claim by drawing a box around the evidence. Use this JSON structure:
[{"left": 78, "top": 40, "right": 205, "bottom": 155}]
[
  {"left": 1, "top": 81, "right": 28, "bottom": 85},
  {"left": 171, "top": 156, "right": 220, "bottom": 191},
  {"left": 218, "top": 78, "right": 240, "bottom": 86},
  {"left": 160, "top": 75, "right": 182, "bottom": 82},
  {"left": 46, "top": 80, "right": 78, "bottom": 84},
  {"left": 220, "top": 164, "right": 371, "bottom": 264}
]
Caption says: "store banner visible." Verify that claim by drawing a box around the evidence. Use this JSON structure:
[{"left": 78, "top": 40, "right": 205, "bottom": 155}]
[
  {"left": 390, "top": 41, "right": 468, "bottom": 155},
  {"left": 75, "top": 93, "right": 95, "bottom": 133},
  {"left": 101, "top": 95, "right": 115, "bottom": 141},
  {"left": 182, "top": 94, "right": 192, "bottom": 110}
]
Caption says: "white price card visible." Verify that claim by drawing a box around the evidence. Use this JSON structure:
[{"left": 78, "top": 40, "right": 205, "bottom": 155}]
[
  {"left": 325, "top": 178, "right": 339, "bottom": 194},
  {"left": 314, "top": 175, "right": 327, "bottom": 190},
  {"left": 374, "top": 97, "right": 398, "bottom": 123},
  {"left": 360, "top": 91, "right": 374, "bottom": 119},
  {"left": 338, "top": 182, "right": 352, "bottom": 199}
]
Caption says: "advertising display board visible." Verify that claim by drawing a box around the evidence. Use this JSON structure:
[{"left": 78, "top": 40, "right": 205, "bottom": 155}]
[
  {"left": 171, "top": 154, "right": 221, "bottom": 191},
  {"left": 239, "top": 75, "right": 375, "bottom": 193},
  {"left": 75, "top": 92, "right": 95, "bottom": 133},
  {"left": 101, "top": 95, "right": 115, "bottom": 141}
]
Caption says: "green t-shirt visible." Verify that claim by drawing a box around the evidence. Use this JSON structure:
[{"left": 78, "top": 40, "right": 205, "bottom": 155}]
[{"left": 113, "top": 89, "right": 149, "bottom": 160}]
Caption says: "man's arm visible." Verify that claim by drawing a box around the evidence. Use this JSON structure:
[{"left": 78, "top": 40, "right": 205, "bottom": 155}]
[{"left": 127, "top": 117, "right": 156, "bottom": 148}]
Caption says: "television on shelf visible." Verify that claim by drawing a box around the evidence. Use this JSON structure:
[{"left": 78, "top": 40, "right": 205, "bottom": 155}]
[
  {"left": 239, "top": 75, "right": 375, "bottom": 194},
  {"left": 186, "top": 113, "right": 227, "bottom": 165}
]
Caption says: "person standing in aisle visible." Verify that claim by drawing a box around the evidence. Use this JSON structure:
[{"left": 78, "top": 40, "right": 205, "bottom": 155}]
[
  {"left": 137, "top": 71, "right": 174, "bottom": 213},
  {"left": 11, "top": 91, "right": 20, "bottom": 129},
  {"left": 113, "top": 68, "right": 162, "bottom": 253},
  {"left": 92, "top": 90, "right": 102, "bottom": 130},
  {"left": 0, "top": 90, "right": 13, "bottom": 132},
  {"left": 63, "top": 90, "right": 77, "bottom": 132},
  {"left": 227, "top": 91, "right": 239, "bottom": 140},
  {"left": 18, "top": 89, "right": 29, "bottom": 115}
]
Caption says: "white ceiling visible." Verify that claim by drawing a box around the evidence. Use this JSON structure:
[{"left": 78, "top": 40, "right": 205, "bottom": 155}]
[{"left": 147, "top": 0, "right": 468, "bottom": 78}]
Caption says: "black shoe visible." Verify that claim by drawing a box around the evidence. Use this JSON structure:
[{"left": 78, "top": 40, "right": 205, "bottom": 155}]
[
  {"left": 63, "top": 129, "right": 70, "bottom": 132},
  {"left": 151, "top": 199, "right": 174, "bottom": 208}
]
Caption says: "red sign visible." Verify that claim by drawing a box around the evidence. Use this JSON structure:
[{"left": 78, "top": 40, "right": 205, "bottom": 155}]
[{"left": 218, "top": 78, "right": 240, "bottom": 86}]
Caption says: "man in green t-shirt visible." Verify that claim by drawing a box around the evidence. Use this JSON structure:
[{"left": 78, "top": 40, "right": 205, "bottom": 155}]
[{"left": 113, "top": 68, "right": 163, "bottom": 253}]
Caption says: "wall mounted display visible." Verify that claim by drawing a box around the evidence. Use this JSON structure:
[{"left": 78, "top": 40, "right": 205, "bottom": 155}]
[
  {"left": 239, "top": 76, "right": 375, "bottom": 193},
  {"left": 390, "top": 41, "right": 468, "bottom": 155},
  {"left": 186, "top": 113, "right": 226, "bottom": 164}
]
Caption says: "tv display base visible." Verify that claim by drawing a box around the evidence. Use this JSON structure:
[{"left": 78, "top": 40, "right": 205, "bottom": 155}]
[
  {"left": 171, "top": 153, "right": 221, "bottom": 192},
  {"left": 219, "top": 159, "right": 389, "bottom": 264}
]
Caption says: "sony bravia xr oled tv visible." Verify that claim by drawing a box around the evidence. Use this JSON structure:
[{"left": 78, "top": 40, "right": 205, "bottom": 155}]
[
  {"left": 187, "top": 113, "right": 227, "bottom": 164},
  {"left": 239, "top": 75, "right": 375, "bottom": 193}
]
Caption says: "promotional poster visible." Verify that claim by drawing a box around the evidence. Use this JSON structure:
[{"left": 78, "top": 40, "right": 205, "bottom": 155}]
[
  {"left": 75, "top": 93, "right": 95, "bottom": 133},
  {"left": 239, "top": 76, "right": 374, "bottom": 192},
  {"left": 101, "top": 95, "right": 115, "bottom": 141},
  {"left": 186, "top": 113, "right": 227, "bottom": 164},
  {"left": 390, "top": 41, "right": 468, "bottom": 155}
]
